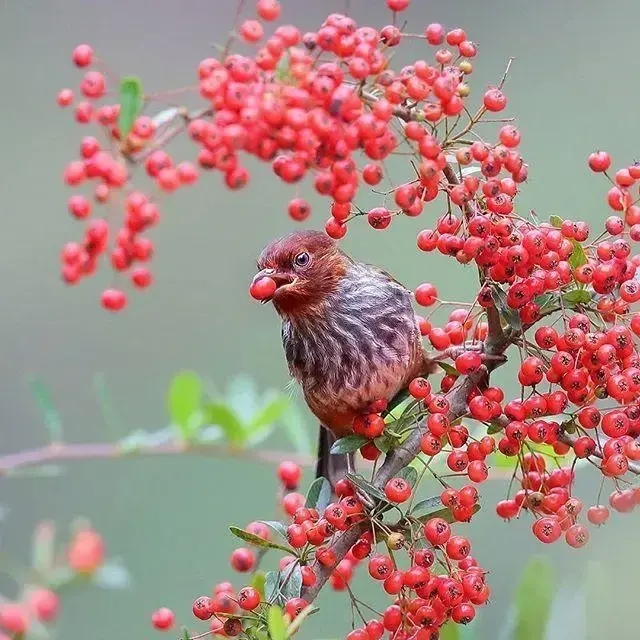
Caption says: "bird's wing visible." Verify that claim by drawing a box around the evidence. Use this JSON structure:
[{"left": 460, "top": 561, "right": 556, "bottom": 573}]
[{"left": 363, "top": 262, "right": 411, "bottom": 293}]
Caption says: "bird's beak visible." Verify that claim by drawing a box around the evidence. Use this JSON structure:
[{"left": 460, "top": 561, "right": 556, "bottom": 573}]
[{"left": 252, "top": 268, "right": 296, "bottom": 304}]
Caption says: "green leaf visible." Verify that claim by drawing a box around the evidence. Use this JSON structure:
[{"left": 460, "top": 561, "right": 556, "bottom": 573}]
[
  {"left": 374, "top": 431, "right": 399, "bottom": 453},
  {"left": 568, "top": 240, "right": 588, "bottom": 270},
  {"left": 440, "top": 620, "right": 460, "bottom": 640},
  {"left": 251, "top": 571, "right": 267, "bottom": 599},
  {"left": 330, "top": 435, "right": 368, "bottom": 454},
  {"left": 279, "top": 403, "right": 313, "bottom": 455},
  {"left": 412, "top": 497, "right": 480, "bottom": 524},
  {"left": 167, "top": 371, "right": 203, "bottom": 439},
  {"left": 562, "top": 289, "right": 592, "bottom": 306},
  {"left": 93, "top": 557, "right": 132, "bottom": 589},
  {"left": 260, "top": 520, "right": 289, "bottom": 540},
  {"left": 31, "top": 521, "right": 55, "bottom": 574},
  {"left": 549, "top": 215, "right": 563, "bottom": 228},
  {"left": 227, "top": 374, "right": 259, "bottom": 424},
  {"left": 514, "top": 556, "right": 555, "bottom": 640},
  {"left": 437, "top": 361, "right": 460, "bottom": 377},
  {"left": 534, "top": 293, "right": 555, "bottom": 310},
  {"left": 410, "top": 496, "right": 441, "bottom": 517},
  {"left": 249, "top": 394, "right": 290, "bottom": 431},
  {"left": 118, "top": 76, "right": 143, "bottom": 139},
  {"left": 264, "top": 571, "right": 280, "bottom": 603},
  {"left": 384, "top": 389, "right": 411, "bottom": 416},
  {"left": 204, "top": 402, "right": 245, "bottom": 444},
  {"left": 486, "top": 421, "right": 503, "bottom": 435},
  {"left": 490, "top": 284, "right": 522, "bottom": 331},
  {"left": 305, "top": 477, "right": 332, "bottom": 512},
  {"left": 229, "top": 526, "right": 293, "bottom": 554},
  {"left": 267, "top": 606, "right": 288, "bottom": 640},
  {"left": 45, "top": 567, "right": 74, "bottom": 589},
  {"left": 264, "top": 566, "right": 302, "bottom": 605},
  {"left": 493, "top": 451, "right": 519, "bottom": 468},
  {"left": 346, "top": 473, "right": 387, "bottom": 503},
  {"left": 285, "top": 604, "right": 319, "bottom": 636},
  {"left": 28, "top": 377, "right": 63, "bottom": 442},
  {"left": 181, "top": 627, "right": 190, "bottom": 640},
  {"left": 397, "top": 466, "right": 419, "bottom": 488}
]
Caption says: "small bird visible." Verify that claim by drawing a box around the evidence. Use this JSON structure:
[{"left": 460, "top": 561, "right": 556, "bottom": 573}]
[{"left": 252, "top": 229, "right": 436, "bottom": 489}]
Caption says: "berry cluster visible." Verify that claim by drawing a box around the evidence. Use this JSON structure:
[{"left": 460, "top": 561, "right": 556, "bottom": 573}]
[{"left": 152, "top": 462, "right": 489, "bottom": 638}]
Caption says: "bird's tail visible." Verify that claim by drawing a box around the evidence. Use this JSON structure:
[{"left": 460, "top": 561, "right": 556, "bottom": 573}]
[{"left": 315, "top": 426, "right": 353, "bottom": 494}]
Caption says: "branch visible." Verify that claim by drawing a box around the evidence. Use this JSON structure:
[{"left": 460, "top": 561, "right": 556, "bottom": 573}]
[
  {"left": 559, "top": 432, "right": 640, "bottom": 476},
  {"left": 0, "top": 440, "right": 313, "bottom": 476}
]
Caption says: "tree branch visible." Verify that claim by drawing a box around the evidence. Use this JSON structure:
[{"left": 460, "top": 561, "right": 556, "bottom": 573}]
[{"left": 0, "top": 440, "right": 313, "bottom": 476}]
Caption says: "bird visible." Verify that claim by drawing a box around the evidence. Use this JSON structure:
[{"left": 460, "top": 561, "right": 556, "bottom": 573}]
[{"left": 252, "top": 229, "right": 437, "bottom": 491}]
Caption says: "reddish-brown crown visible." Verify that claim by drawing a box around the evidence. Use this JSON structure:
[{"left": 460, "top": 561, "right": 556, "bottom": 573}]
[{"left": 256, "top": 230, "right": 350, "bottom": 316}]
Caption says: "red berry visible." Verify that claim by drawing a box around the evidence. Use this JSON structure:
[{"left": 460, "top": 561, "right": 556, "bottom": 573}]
[
  {"left": 101, "top": 289, "right": 127, "bottom": 312},
  {"left": 249, "top": 276, "right": 277, "bottom": 301},
  {"left": 256, "top": 0, "right": 281, "bottom": 21},
  {"left": 277, "top": 460, "right": 302, "bottom": 490},
  {"left": 151, "top": 607, "right": 175, "bottom": 631},
  {"left": 0, "top": 604, "right": 28, "bottom": 635},
  {"left": 192, "top": 596, "right": 213, "bottom": 620},
  {"left": 57, "top": 88, "right": 74, "bottom": 107},
  {"left": 27, "top": 588, "right": 59, "bottom": 623},
  {"left": 237, "top": 586, "right": 261, "bottom": 611},
  {"left": 483, "top": 88, "right": 507, "bottom": 112},
  {"left": 287, "top": 198, "right": 311, "bottom": 222},
  {"left": 423, "top": 517, "right": 451, "bottom": 545},
  {"left": 587, "top": 151, "right": 611, "bottom": 172},
  {"left": 230, "top": 547, "right": 256, "bottom": 572},
  {"left": 384, "top": 477, "right": 412, "bottom": 503},
  {"left": 72, "top": 44, "right": 93, "bottom": 67}
]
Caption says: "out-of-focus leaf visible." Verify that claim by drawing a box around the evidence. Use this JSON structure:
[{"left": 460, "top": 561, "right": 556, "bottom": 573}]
[
  {"left": 544, "top": 584, "right": 585, "bottom": 640},
  {"left": 203, "top": 402, "right": 245, "bottom": 444},
  {"left": 118, "top": 428, "right": 175, "bottom": 453},
  {"left": 267, "top": 606, "right": 288, "bottom": 640},
  {"left": 250, "top": 394, "right": 290, "bottom": 431},
  {"left": 493, "top": 452, "right": 519, "bottom": 468},
  {"left": 28, "top": 377, "right": 63, "bottom": 442},
  {"left": 93, "top": 557, "right": 132, "bottom": 589},
  {"left": 151, "top": 107, "right": 179, "bottom": 129},
  {"left": 118, "top": 76, "right": 143, "bottom": 139},
  {"left": 549, "top": 215, "right": 563, "bottom": 228},
  {"left": 31, "top": 521, "right": 55, "bottom": 574},
  {"left": 330, "top": 435, "right": 368, "bottom": 454},
  {"left": 251, "top": 571, "right": 266, "bottom": 599},
  {"left": 227, "top": 374, "right": 258, "bottom": 424},
  {"left": 305, "top": 477, "right": 332, "bottom": 512},
  {"left": 167, "top": 371, "right": 203, "bottom": 440},
  {"left": 46, "top": 567, "right": 74, "bottom": 589},
  {"left": 440, "top": 620, "right": 460, "bottom": 640},
  {"left": 568, "top": 240, "right": 588, "bottom": 270},
  {"left": 279, "top": 402, "right": 313, "bottom": 455},
  {"left": 229, "top": 527, "right": 293, "bottom": 554},
  {"left": 562, "top": 289, "right": 592, "bottom": 306},
  {"left": 397, "top": 466, "right": 419, "bottom": 488},
  {"left": 197, "top": 425, "right": 225, "bottom": 442},
  {"left": 514, "top": 556, "right": 555, "bottom": 640}
]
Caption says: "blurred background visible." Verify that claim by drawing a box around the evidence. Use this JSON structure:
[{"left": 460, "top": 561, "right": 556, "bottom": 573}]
[{"left": 2, "top": 0, "right": 640, "bottom": 638}]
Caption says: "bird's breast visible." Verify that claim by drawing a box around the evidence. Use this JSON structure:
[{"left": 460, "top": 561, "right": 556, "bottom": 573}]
[{"left": 280, "top": 265, "right": 423, "bottom": 428}]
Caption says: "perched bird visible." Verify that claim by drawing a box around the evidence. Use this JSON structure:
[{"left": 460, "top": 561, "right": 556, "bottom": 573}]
[{"left": 252, "top": 229, "right": 436, "bottom": 489}]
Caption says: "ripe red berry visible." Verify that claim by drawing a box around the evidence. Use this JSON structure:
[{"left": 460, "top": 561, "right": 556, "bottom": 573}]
[
  {"left": 72, "top": 44, "right": 93, "bottom": 67},
  {"left": 587, "top": 150, "right": 611, "bottom": 172},
  {"left": 249, "top": 276, "right": 277, "bottom": 301},
  {"left": 0, "top": 604, "right": 29, "bottom": 635},
  {"left": 483, "top": 88, "right": 507, "bottom": 112},
  {"left": 384, "top": 477, "right": 412, "bottom": 503},
  {"left": 277, "top": 460, "right": 302, "bottom": 490},
  {"left": 27, "top": 588, "right": 59, "bottom": 622},
  {"left": 256, "top": 0, "right": 281, "bottom": 21},
  {"left": 192, "top": 596, "right": 213, "bottom": 620},
  {"left": 57, "top": 88, "right": 74, "bottom": 107},
  {"left": 424, "top": 517, "right": 451, "bottom": 545},
  {"left": 230, "top": 547, "right": 256, "bottom": 572},
  {"left": 101, "top": 288, "right": 127, "bottom": 312},
  {"left": 151, "top": 607, "right": 175, "bottom": 631},
  {"left": 237, "top": 586, "right": 260, "bottom": 611}
]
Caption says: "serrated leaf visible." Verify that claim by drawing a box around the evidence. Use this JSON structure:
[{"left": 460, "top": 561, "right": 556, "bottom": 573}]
[
  {"left": 268, "top": 606, "right": 288, "bottom": 640},
  {"left": 490, "top": 285, "right": 522, "bottom": 331},
  {"left": 93, "top": 557, "right": 132, "bottom": 589},
  {"left": 28, "top": 377, "right": 63, "bottom": 442},
  {"left": 568, "top": 240, "right": 588, "bottom": 270},
  {"left": 562, "top": 289, "right": 592, "bottom": 306},
  {"left": 305, "top": 477, "right": 332, "bottom": 512},
  {"left": 330, "top": 435, "right": 368, "bottom": 454},
  {"left": 279, "top": 403, "right": 313, "bottom": 455},
  {"left": 346, "top": 473, "right": 387, "bottom": 503},
  {"left": 514, "top": 556, "right": 555, "bottom": 640},
  {"left": 118, "top": 76, "right": 143, "bottom": 139},
  {"left": 397, "top": 466, "right": 419, "bottom": 488},
  {"left": 167, "top": 371, "right": 203, "bottom": 440},
  {"left": 251, "top": 571, "right": 267, "bottom": 599},
  {"left": 260, "top": 520, "right": 289, "bottom": 540},
  {"left": 204, "top": 402, "right": 245, "bottom": 444},
  {"left": 229, "top": 527, "right": 293, "bottom": 554},
  {"left": 437, "top": 361, "right": 460, "bottom": 377},
  {"left": 31, "top": 521, "right": 55, "bottom": 574},
  {"left": 549, "top": 215, "right": 563, "bottom": 228}
]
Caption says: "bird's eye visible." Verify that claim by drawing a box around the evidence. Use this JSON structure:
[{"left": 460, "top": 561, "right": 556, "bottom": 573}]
[{"left": 293, "top": 252, "right": 310, "bottom": 268}]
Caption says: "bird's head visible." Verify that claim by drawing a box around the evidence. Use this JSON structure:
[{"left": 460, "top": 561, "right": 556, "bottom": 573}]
[{"left": 252, "top": 230, "right": 349, "bottom": 316}]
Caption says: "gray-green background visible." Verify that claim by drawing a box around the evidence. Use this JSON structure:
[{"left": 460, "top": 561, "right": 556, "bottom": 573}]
[{"left": 2, "top": 1, "right": 640, "bottom": 638}]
